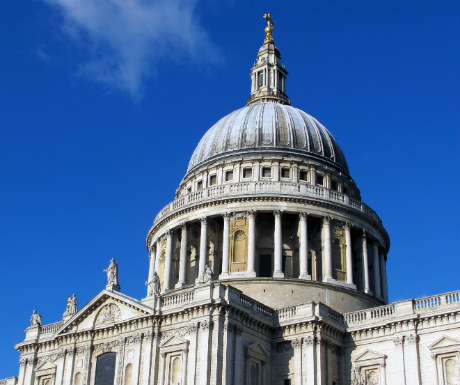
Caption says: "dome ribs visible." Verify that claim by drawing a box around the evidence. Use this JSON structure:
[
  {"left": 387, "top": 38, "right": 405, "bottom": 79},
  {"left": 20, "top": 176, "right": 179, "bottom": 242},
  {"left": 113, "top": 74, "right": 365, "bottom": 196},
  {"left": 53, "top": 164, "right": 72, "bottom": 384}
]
[{"left": 186, "top": 103, "right": 350, "bottom": 175}]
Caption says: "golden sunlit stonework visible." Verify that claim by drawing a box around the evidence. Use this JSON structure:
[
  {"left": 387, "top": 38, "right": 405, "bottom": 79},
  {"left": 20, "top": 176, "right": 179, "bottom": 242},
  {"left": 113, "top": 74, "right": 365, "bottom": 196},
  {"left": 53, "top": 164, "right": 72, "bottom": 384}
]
[{"left": 3, "top": 14, "right": 459, "bottom": 385}]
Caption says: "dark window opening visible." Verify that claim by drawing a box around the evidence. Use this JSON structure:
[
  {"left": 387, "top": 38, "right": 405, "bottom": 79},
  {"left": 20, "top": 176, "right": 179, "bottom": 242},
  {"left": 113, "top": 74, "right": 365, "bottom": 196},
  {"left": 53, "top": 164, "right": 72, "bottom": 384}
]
[
  {"left": 258, "top": 72, "right": 264, "bottom": 87},
  {"left": 316, "top": 175, "right": 324, "bottom": 186},
  {"left": 262, "top": 167, "right": 271, "bottom": 178},
  {"left": 209, "top": 175, "right": 217, "bottom": 186},
  {"left": 331, "top": 181, "right": 338, "bottom": 191},
  {"left": 281, "top": 168, "right": 290, "bottom": 178},
  {"left": 299, "top": 170, "right": 308, "bottom": 181},
  {"left": 95, "top": 352, "right": 116, "bottom": 385},
  {"left": 243, "top": 168, "right": 252, "bottom": 179},
  {"left": 197, "top": 180, "right": 203, "bottom": 190},
  {"left": 225, "top": 170, "right": 233, "bottom": 181},
  {"left": 259, "top": 254, "right": 272, "bottom": 277},
  {"left": 284, "top": 380, "right": 291, "bottom": 385}
]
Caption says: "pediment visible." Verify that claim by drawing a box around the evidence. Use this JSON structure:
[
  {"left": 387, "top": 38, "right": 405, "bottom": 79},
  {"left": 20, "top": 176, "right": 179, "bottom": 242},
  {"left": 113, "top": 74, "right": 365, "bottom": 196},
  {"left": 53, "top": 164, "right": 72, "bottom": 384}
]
[
  {"left": 247, "top": 343, "right": 268, "bottom": 360},
  {"left": 429, "top": 336, "right": 460, "bottom": 352},
  {"left": 35, "top": 360, "right": 57, "bottom": 373},
  {"left": 57, "top": 290, "right": 154, "bottom": 335},
  {"left": 161, "top": 335, "right": 188, "bottom": 348},
  {"left": 354, "top": 349, "right": 386, "bottom": 363}
]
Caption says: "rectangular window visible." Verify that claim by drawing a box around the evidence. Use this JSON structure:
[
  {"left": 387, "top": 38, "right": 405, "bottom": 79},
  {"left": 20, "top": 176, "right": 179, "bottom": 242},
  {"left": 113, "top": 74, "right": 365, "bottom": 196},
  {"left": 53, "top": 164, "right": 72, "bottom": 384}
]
[
  {"left": 209, "top": 175, "right": 217, "bottom": 186},
  {"left": 281, "top": 168, "right": 290, "bottom": 178},
  {"left": 299, "top": 170, "right": 308, "bottom": 181},
  {"left": 262, "top": 167, "right": 272, "bottom": 178},
  {"left": 197, "top": 180, "right": 203, "bottom": 190},
  {"left": 316, "top": 175, "right": 324, "bottom": 186},
  {"left": 187, "top": 187, "right": 192, "bottom": 194},
  {"left": 243, "top": 168, "right": 252, "bottom": 179},
  {"left": 284, "top": 380, "right": 291, "bottom": 385},
  {"left": 258, "top": 72, "right": 264, "bottom": 87},
  {"left": 225, "top": 170, "right": 233, "bottom": 181},
  {"left": 331, "top": 181, "right": 338, "bottom": 191}
]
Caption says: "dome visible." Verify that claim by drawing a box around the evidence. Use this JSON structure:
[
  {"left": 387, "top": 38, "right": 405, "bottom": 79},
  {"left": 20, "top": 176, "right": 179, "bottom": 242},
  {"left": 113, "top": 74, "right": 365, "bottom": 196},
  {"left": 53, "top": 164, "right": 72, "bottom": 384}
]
[{"left": 187, "top": 103, "right": 350, "bottom": 175}]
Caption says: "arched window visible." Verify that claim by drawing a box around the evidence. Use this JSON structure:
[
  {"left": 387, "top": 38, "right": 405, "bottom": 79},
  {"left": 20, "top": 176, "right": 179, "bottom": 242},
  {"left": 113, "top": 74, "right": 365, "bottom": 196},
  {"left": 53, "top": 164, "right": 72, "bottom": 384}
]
[
  {"left": 171, "top": 356, "right": 181, "bottom": 384},
  {"left": 74, "top": 372, "right": 82, "bottom": 385},
  {"left": 124, "top": 363, "right": 133, "bottom": 385},
  {"left": 94, "top": 352, "right": 116, "bottom": 385}
]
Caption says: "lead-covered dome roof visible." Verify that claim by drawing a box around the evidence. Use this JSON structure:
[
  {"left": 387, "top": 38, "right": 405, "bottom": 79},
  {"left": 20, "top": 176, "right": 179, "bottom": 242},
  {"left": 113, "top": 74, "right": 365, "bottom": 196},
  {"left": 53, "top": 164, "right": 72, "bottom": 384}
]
[{"left": 187, "top": 103, "right": 349, "bottom": 175}]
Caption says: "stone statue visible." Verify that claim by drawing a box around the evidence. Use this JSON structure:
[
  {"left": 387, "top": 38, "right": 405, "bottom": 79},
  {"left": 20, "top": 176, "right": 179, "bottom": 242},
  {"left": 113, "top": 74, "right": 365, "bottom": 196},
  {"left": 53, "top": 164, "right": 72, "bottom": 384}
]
[
  {"left": 197, "top": 264, "right": 214, "bottom": 285},
  {"left": 146, "top": 272, "right": 161, "bottom": 297},
  {"left": 69, "top": 294, "right": 77, "bottom": 315},
  {"left": 30, "top": 310, "right": 41, "bottom": 327},
  {"left": 104, "top": 258, "right": 119, "bottom": 286}
]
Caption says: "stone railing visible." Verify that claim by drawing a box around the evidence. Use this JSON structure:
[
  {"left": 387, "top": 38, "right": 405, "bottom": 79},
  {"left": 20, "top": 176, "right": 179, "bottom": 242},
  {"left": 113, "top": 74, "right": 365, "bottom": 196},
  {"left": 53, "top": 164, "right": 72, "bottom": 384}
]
[
  {"left": 413, "top": 290, "right": 459, "bottom": 312},
  {"left": 40, "top": 321, "right": 63, "bottom": 335},
  {"left": 344, "top": 304, "right": 395, "bottom": 326},
  {"left": 239, "top": 293, "right": 274, "bottom": 319},
  {"left": 161, "top": 290, "right": 195, "bottom": 308},
  {"left": 276, "top": 306, "right": 297, "bottom": 320},
  {"left": 153, "top": 181, "right": 382, "bottom": 227},
  {"left": 345, "top": 290, "right": 460, "bottom": 327}
]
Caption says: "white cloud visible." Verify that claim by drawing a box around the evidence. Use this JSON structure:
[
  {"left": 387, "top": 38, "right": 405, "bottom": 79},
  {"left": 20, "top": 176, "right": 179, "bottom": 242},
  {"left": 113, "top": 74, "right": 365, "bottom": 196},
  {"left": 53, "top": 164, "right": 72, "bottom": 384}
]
[{"left": 44, "top": 0, "right": 219, "bottom": 98}]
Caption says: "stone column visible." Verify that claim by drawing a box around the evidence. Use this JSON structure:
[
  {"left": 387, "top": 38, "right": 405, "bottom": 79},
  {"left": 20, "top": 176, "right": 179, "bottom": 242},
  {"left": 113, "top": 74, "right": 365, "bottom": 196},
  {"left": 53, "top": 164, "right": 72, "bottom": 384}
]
[
  {"left": 345, "top": 223, "right": 354, "bottom": 285},
  {"left": 247, "top": 210, "right": 257, "bottom": 277},
  {"left": 273, "top": 210, "right": 284, "bottom": 278},
  {"left": 163, "top": 230, "right": 173, "bottom": 292},
  {"left": 175, "top": 223, "right": 188, "bottom": 288},
  {"left": 380, "top": 249, "right": 389, "bottom": 303},
  {"left": 299, "top": 212, "right": 310, "bottom": 280},
  {"left": 146, "top": 244, "right": 156, "bottom": 296},
  {"left": 362, "top": 231, "right": 371, "bottom": 294},
  {"left": 198, "top": 217, "right": 208, "bottom": 280},
  {"left": 373, "top": 241, "right": 382, "bottom": 299},
  {"left": 322, "top": 217, "right": 333, "bottom": 282},
  {"left": 154, "top": 239, "right": 161, "bottom": 273},
  {"left": 220, "top": 213, "right": 231, "bottom": 279}
]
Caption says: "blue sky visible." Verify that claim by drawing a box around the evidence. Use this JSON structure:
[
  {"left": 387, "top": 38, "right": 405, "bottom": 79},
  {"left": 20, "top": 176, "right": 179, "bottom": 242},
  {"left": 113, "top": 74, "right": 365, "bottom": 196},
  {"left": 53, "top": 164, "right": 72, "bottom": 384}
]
[{"left": 1, "top": 0, "right": 459, "bottom": 376}]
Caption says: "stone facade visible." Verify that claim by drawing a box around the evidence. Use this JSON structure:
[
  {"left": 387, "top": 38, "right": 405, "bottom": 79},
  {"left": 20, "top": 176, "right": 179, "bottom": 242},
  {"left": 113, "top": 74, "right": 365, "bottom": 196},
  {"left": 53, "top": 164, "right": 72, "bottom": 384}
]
[{"left": 3, "top": 15, "right": 460, "bottom": 385}]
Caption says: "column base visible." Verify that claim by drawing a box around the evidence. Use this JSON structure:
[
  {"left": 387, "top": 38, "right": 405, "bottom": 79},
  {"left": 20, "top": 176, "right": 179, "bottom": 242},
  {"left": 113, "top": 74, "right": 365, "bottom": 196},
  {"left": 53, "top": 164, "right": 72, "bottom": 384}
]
[
  {"left": 298, "top": 274, "right": 311, "bottom": 280},
  {"left": 175, "top": 281, "right": 186, "bottom": 289},
  {"left": 218, "top": 272, "right": 230, "bottom": 280},
  {"left": 365, "top": 288, "right": 373, "bottom": 295},
  {"left": 273, "top": 271, "right": 284, "bottom": 279}
]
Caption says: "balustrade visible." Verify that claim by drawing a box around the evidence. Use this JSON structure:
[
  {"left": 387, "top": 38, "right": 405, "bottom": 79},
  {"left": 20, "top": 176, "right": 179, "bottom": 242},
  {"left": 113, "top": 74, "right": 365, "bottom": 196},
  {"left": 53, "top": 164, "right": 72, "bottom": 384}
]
[{"left": 152, "top": 181, "right": 382, "bottom": 227}]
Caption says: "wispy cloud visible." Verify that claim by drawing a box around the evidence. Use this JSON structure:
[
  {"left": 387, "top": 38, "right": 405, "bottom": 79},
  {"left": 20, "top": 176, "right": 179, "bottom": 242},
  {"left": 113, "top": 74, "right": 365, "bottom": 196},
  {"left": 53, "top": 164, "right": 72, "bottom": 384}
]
[{"left": 43, "top": 0, "right": 219, "bottom": 98}]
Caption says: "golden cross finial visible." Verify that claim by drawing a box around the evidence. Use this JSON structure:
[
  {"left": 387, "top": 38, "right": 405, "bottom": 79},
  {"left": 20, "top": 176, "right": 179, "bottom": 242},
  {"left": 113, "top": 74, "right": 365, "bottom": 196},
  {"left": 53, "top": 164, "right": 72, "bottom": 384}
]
[{"left": 263, "top": 12, "right": 275, "bottom": 43}]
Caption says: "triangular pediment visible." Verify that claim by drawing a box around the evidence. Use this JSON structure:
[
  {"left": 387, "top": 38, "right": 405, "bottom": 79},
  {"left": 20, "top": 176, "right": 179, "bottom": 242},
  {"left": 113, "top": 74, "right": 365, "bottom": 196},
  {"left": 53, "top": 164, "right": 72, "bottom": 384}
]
[
  {"left": 247, "top": 343, "right": 268, "bottom": 360},
  {"left": 161, "top": 335, "right": 188, "bottom": 347},
  {"left": 354, "top": 349, "right": 386, "bottom": 362},
  {"left": 36, "top": 360, "right": 56, "bottom": 373},
  {"left": 429, "top": 336, "right": 460, "bottom": 352},
  {"left": 56, "top": 290, "right": 154, "bottom": 335}
]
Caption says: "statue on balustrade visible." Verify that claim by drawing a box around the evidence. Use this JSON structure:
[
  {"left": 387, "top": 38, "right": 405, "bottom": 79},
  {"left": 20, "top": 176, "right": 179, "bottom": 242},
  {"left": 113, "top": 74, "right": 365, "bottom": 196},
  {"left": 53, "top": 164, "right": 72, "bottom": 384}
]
[
  {"left": 30, "top": 310, "right": 41, "bottom": 327},
  {"left": 147, "top": 272, "right": 161, "bottom": 297},
  {"left": 197, "top": 265, "right": 214, "bottom": 285}
]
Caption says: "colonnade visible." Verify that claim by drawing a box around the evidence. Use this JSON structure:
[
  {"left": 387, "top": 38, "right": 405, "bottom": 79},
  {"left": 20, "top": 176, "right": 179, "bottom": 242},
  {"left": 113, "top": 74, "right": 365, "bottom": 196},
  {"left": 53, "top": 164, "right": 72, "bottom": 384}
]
[{"left": 146, "top": 211, "right": 388, "bottom": 302}]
